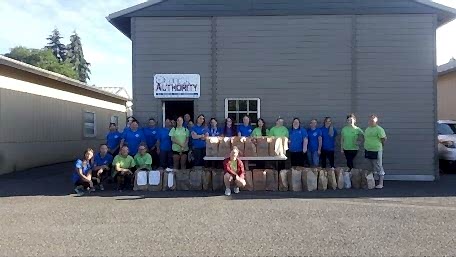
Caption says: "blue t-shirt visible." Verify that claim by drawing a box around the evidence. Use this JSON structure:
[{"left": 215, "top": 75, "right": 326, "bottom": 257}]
[
  {"left": 72, "top": 159, "right": 91, "bottom": 183},
  {"left": 208, "top": 127, "right": 222, "bottom": 137},
  {"left": 158, "top": 127, "right": 172, "bottom": 151},
  {"left": 106, "top": 131, "right": 122, "bottom": 151},
  {"left": 289, "top": 128, "right": 308, "bottom": 152},
  {"left": 143, "top": 127, "right": 159, "bottom": 150},
  {"left": 192, "top": 125, "right": 209, "bottom": 149},
  {"left": 238, "top": 125, "right": 253, "bottom": 137},
  {"left": 122, "top": 129, "right": 146, "bottom": 156},
  {"left": 307, "top": 128, "right": 322, "bottom": 152},
  {"left": 320, "top": 126, "right": 338, "bottom": 151},
  {"left": 93, "top": 153, "right": 113, "bottom": 168}
]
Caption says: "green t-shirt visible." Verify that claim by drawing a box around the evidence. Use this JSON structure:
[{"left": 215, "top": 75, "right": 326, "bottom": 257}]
[
  {"left": 364, "top": 125, "right": 387, "bottom": 151},
  {"left": 169, "top": 127, "right": 190, "bottom": 152},
  {"left": 251, "top": 127, "right": 269, "bottom": 138},
  {"left": 269, "top": 126, "right": 289, "bottom": 138},
  {"left": 230, "top": 160, "right": 238, "bottom": 173},
  {"left": 134, "top": 153, "right": 152, "bottom": 170},
  {"left": 341, "top": 126, "right": 364, "bottom": 150},
  {"left": 112, "top": 155, "right": 135, "bottom": 177}
]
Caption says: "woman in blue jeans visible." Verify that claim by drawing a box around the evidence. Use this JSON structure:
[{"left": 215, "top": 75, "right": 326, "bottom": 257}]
[
  {"left": 191, "top": 114, "right": 209, "bottom": 167},
  {"left": 157, "top": 119, "right": 173, "bottom": 169},
  {"left": 307, "top": 119, "right": 322, "bottom": 167}
]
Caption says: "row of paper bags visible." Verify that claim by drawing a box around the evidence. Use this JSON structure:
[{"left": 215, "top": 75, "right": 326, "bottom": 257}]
[
  {"left": 133, "top": 167, "right": 376, "bottom": 192},
  {"left": 206, "top": 137, "right": 289, "bottom": 157}
]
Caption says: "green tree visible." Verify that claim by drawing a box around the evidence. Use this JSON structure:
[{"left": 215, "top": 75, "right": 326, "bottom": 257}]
[
  {"left": 4, "top": 46, "right": 78, "bottom": 80},
  {"left": 67, "top": 31, "right": 91, "bottom": 82},
  {"left": 46, "top": 28, "right": 67, "bottom": 62}
]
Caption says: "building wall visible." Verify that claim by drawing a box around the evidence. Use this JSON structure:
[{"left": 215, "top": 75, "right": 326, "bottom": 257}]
[
  {"left": 438, "top": 72, "right": 456, "bottom": 120},
  {"left": 132, "top": 14, "right": 437, "bottom": 180},
  {"left": 0, "top": 75, "right": 126, "bottom": 175}
]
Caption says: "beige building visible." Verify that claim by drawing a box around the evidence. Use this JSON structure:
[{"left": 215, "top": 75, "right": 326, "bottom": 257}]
[
  {"left": 438, "top": 59, "right": 456, "bottom": 120},
  {"left": 0, "top": 56, "right": 128, "bottom": 175}
]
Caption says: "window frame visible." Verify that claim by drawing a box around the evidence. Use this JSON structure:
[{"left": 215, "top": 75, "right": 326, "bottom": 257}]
[
  {"left": 110, "top": 115, "right": 119, "bottom": 126},
  {"left": 83, "top": 111, "right": 97, "bottom": 138},
  {"left": 224, "top": 98, "right": 261, "bottom": 126}
]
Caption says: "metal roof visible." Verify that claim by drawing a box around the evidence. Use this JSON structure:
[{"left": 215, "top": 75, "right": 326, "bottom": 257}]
[
  {"left": 107, "top": 0, "right": 456, "bottom": 39},
  {"left": 438, "top": 58, "right": 456, "bottom": 76},
  {"left": 0, "top": 55, "right": 129, "bottom": 102}
]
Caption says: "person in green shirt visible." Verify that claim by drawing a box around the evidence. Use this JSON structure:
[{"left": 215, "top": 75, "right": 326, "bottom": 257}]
[
  {"left": 251, "top": 118, "right": 269, "bottom": 138},
  {"left": 364, "top": 114, "right": 387, "bottom": 189},
  {"left": 169, "top": 116, "right": 190, "bottom": 170},
  {"left": 112, "top": 145, "right": 136, "bottom": 191},
  {"left": 341, "top": 113, "right": 364, "bottom": 171},
  {"left": 134, "top": 144, "right": 153, "bottom": 170},
  {"left": 269, "top": 118, "right": 289, "bottom": 137}
]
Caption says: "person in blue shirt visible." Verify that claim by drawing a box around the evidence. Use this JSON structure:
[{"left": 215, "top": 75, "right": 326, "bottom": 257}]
[
  {"left": 106, "top": 123, "right": 122, "bottom": 156},
  {"left": 120, "top": 120, "right": 146, "bottom": 156},
  {"left": 208, "top": 118, "right": 222, "bottom": 137},
  {"left": 191, "top": 114, "right": 209, "bottom": 166},
  {"left": 92, "top": 144, "right": 113, "bottom": 191},
  {"left": 157, "top": 119, "right": 173, "bottom": 169},
  {"left": 183, "top": 113, "right": 192, "bottom": 128},
  {"left": 72, "top": 148, "right": 94, "bottom": 196},
  {"left": 222, "top": 117, "right": 237, "bottom": 137},
  {"left": 320, "top": 117, "right": 338, "bottom": 168},
  {"left": 238, "top": 115, "right": 253, "bottom": 137},
  {"left": 289, "top": 118, "right": 308, "bottom": 167},
  {"left": 307, "top": 119, "right": 322, "bottom": 167},
  {"left": 143, "top": 118, "right": 160, "bottom": 169},
  {"left": 124, "top": 116, "right": 137, "bottom": 132}
]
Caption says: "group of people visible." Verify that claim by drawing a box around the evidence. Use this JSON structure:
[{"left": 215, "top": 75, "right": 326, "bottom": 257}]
[{"left": 72, "top": 113, "right": 387, "bottom": 196}]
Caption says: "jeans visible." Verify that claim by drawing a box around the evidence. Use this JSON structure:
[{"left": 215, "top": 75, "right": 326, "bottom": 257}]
[
  {"left": 307, "top": 150, "right": 319, "bottom": 167},
  {"left": 343, "top": 150, "right": 358, "bottom": 169},
  {"left": 159, "top": 150, "right": 173, "bottom": 169},
  {"left": 192, "top": 148, "right": 206, "bottom": 167},
  {"left": 368, "top": 150, "right": 385, "bottom": 176},
  {"left": 149, "top": 148, "right": 159, "bottom": 169},
  {"left": 320, "top": 150, "right": 335, "bottom": 168}
]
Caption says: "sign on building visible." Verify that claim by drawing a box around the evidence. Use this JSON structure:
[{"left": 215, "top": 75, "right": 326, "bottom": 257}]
[{"left": 154, "top": 74, "right": 200, "bottom": 98}]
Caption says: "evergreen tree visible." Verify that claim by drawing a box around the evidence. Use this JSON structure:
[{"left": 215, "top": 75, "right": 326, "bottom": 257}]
[
  {"left": 46, "top": 28, "right": 67, "bottom": 62},
  {"left": 67, "top": 31, "right": 91, "bottom": 82}
]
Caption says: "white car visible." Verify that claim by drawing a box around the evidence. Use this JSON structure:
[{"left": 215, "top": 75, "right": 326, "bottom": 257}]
[{"left": 438, "top": 120, "right": 456, "bottom": 172}]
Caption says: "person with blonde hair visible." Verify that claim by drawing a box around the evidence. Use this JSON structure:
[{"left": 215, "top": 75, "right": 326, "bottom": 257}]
[
  {"left": 223, "top": 147, "right": 246, "bottom": 196},
  {"left": 364, "top": 114, "right": 387, "bottom": 189},
  {"left": 320, "top": 117, "right": 338, "bottom": 168},
  {"left": 72, "top": 148, "right": 95, "bottom": 196}
]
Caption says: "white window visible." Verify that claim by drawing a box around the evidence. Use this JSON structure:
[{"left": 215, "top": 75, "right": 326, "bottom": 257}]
[
  {"left": 83, "top": 111, "right": 96, "bottom": 137},
  {"left": 225, "top": 98, "right": 261, "bottom": 125},
  {"left": 110, "top": 115, "right": 119, "bottom": 126}
]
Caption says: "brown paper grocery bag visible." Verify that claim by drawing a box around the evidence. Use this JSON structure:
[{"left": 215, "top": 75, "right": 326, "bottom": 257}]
[
  {"left": 147, "top": 169, "right": 164, "bottom": 192},
  {"left": 162, "top": 171, "right": 176, "bottom": 191},
  {"left": 288, "top": 168, "right": 303, "bottom": 191},
  {"left": 176, "top": 169, "right": 191, "bottom": 191},
  {"left": 241, "top": 170, "right": 254, "bottom": 191},
  {"left": 231, "top": 137, "right": 245, "bottom": 156},
  {"left": 212, "top": 169, "right": 225, "bottom": 191},
  {"left": 244, "top": 137, "right": 257, "bottom": 157},
  {"left": 327, "top": 168, "right": 337, "bottom": 190},
  {"left": 351, "top": 169, "right": 362, "bottom": 189},
  {"left": 205, "top": 137, "right": 219, "bottom": 157},
  {"left": 202, "top": 168, "right": 212, "bottom": 191},
  {"left": 279, "top": 170, "right": 290, "bottom": 191},
  {"left": 302, "top": 168, "right": 317, "bottom": 192},
  {"left": 265, "top": 169, "right": 278, "bottom": 191},
  {"left": 218, "top": 137, "right": 232, "bottom": 158},
  {"left": 189, "top": 167, "right": 203, "bottom": 191},
  {"left": 252, "top": 169, "right": 267, "bottom": 191},
  {"left": 335, "top": 167, "right": 345, "bottom": 190},
  {"left": 318, "top": 169, "right": 328, "bottom": 191},
  {"left": 256, "top": 137, "right": 271, "bottom": 157}
]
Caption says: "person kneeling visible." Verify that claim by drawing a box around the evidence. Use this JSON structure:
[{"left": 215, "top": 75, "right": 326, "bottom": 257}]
[
  {"left": 92, "top": 144, "right": 113, "bottom": 191},
  {"left": 72, "top": 148, "right": 95, "bottom": 196},
  {"left": 112, "top": 145, "right": 135, "bottom": 192},
  {"left": 223, "top": 147, "right": 246, "bottom": 196}
]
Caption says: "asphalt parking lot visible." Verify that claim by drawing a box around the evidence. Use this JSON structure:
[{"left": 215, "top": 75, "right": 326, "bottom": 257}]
[{"left": 1, "top": 162, "right": 456, "bottom": 256}]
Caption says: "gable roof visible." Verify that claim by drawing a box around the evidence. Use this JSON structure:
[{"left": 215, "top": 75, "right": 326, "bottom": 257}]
[
  {"left": 0, "top": 55, "right": 129, "bottom": 103},
  {"left": 438, "top": 58, "right": 456, "bottom": 76},
  {"left": 107, "top": 0, "right": 456, "bottom": 38}
]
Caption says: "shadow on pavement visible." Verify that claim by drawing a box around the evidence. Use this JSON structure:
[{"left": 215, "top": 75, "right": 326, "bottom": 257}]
[{"left": 1, "top": 162, "right": 455, "bottom": 199}]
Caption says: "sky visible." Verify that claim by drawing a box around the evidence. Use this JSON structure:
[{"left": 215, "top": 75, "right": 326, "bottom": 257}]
[{"left": 0, "top": 0, "right": 456, "bottom": 96}]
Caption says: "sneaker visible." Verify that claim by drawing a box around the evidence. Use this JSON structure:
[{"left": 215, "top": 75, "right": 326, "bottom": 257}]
[
  {"left": 375, "top": 185, "right": 384, "bottom": 189},
  {"left": 89, "top": 187, "right": 96, "bottom": 192},
  {"left": 233, "top": 187, "right": 240, "bottom": 194},
  {"left": 224, "top": 188, "right": 231, "bottom": 196},
  {"left": 99, "top": 184, "right": 105, "bottom": 191},
  {"left": 74, "top": 186, "right": 85, "bottom": 196}
]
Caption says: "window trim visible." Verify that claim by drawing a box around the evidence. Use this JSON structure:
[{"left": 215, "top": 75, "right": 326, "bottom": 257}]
[
  {"left": 224, "top": 98, "right": 261, "bottom": 125},
  {"left": 83, "top": 111, "right": 97, "bottom": 138},
  {"left": 110, "top": 115, "right": 119, "bottom": 126}
]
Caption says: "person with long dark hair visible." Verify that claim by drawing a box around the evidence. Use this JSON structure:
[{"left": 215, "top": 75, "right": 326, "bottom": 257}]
[
  {"left": 222, "top": 117, "right": 237, "bottom": 137},
  {"left": 341, "top": 114, "right": 364, "bottom": 171},
  {"left": 320, "top": 117, "right": 338, "bottom": 168},
  {"left": 191, "top": 114, "right": 209, "bottom": 166},
  {"left": 169, "top": 116, "right": 190, "bottom": 169},
  {"left": 72, "top": 148, "right": 94, "bottom": 196},
  {"left": 289, "top": 118, "right": 308, "bottom": 167},
  {"left": 106, "top": 123, "right": 122, "bottom": 156},
  {"left": 208, "top": 118, "right": 222, "bottom": 137},
  {"left": 251, "top": 118, "right": 269, "bottom": 137}
]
